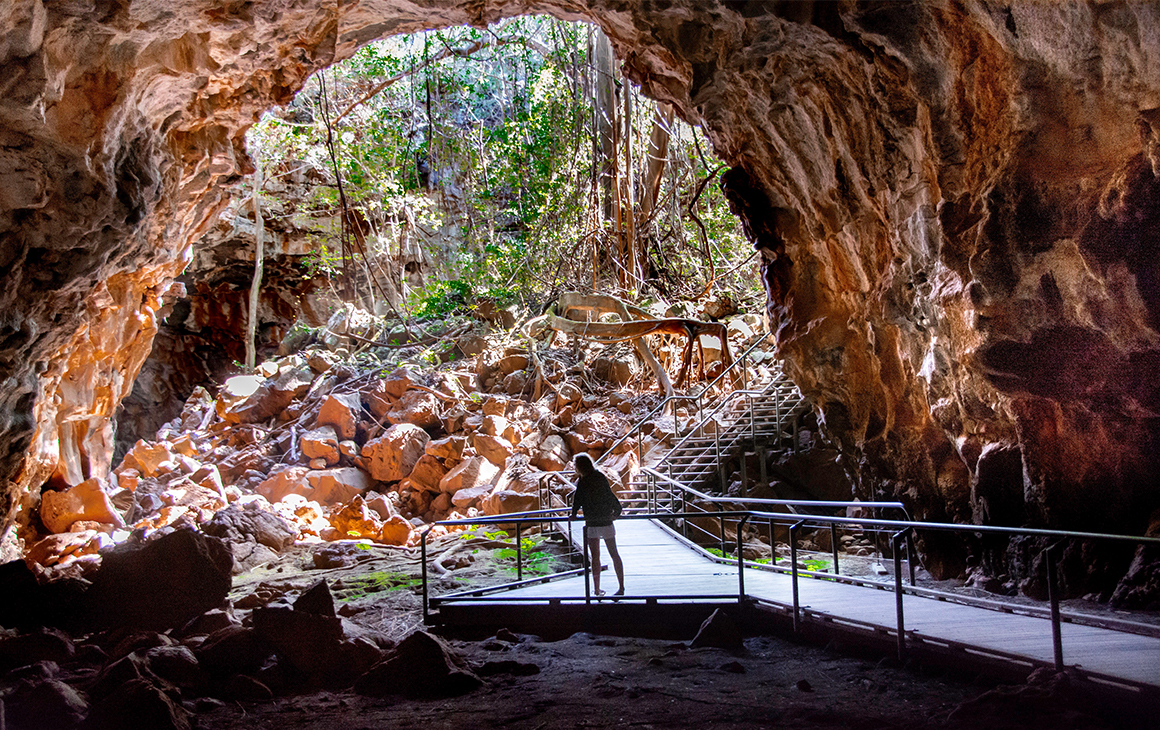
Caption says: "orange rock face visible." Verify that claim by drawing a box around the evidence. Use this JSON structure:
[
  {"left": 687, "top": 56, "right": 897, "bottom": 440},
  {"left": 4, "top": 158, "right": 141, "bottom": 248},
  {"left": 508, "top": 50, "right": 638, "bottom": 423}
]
[{"left": 1, "top": 2, "right": 1160, "bottom": 586}]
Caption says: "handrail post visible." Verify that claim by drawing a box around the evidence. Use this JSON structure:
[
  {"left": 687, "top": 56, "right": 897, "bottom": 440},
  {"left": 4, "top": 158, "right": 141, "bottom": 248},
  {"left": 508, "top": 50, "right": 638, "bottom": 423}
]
[
  {"left": 717, "top": 504, "right": 727, "bottom": 555},
  {"left": 790, "top": 520, "right": 805, "bottom": 632},
  {"left": 421, "top": 530, "right": 430, "bottom": 624},
  {"left": 907, "top": 531, "right": 917, "bottom": 586},
  {"left": 892, "top": 528, "right": 910, "bottom": 661},
  {"left": 830, "top": 522, "right": 840, "bottom": 576},
  {"left": 516, "top": 524, "right": 523, "bottom": 582},
  {"left": 583, "top": 522, "right": 591, "bottom": 605},
  {"left": 714, "top": 421, "right": 723, "bottom": 492},
  {"left": 1046, "top": 541, "right": 1065, "bottom": 671},
  {"left": 737, "top": 515, "right": 750, "bottom": 601}
]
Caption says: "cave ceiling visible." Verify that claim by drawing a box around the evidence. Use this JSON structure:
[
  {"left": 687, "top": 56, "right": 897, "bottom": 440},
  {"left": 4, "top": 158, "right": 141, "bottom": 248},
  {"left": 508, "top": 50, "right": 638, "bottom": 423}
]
[{"left": 2, "top": 0, "right": 1160, "bottom": 546}]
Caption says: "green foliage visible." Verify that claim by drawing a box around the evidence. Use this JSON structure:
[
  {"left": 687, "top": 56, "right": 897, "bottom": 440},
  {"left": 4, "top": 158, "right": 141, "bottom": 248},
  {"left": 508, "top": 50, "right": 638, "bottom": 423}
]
[
  {"left": 406, "top": 278, "right": 472, "bottom": 318},
  {"left": 335, "top": 571, "right": 423, "bottom": 601},
  {"left": 246, "top": 15, "right": 751, "bottom": 308}
]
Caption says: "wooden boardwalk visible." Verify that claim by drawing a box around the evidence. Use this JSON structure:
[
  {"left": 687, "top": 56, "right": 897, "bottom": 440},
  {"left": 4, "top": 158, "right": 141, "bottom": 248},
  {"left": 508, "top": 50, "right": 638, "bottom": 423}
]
[{"left": 437, "top": 518, "right": 1160, "bottom": 691}]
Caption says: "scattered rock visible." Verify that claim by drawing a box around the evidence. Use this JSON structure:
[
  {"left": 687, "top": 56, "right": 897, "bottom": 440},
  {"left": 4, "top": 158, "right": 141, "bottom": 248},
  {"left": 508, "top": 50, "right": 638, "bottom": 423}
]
[
  {"left": 81, "top": 529, "right": 233, "bottom": 632},
  {"left": 300, "top": 425, "right": 341, "bottom": 465},
  {"left": 294, "top": 580, "right": 336, "bottom": 617},
  {"left": 3, "top": 678, "right": 89, "bottom": 729},
  {"left": 202, "top": 502, "right": 297, "bottom": 552},
  {"left": 531, "top": 434, "right": 571, "bottom": 471},
  {"left": 316, "top": 392, "right": 361, "bottom": 440},
  {"left": 362, "top": 424, "right": 430, "bottom": 481},
  {"left": 354, "top": 630, "right": 482, "bottom": 699},
  {"left": 386, "top": 390, "right": 441, "bottom": 430},
  {"left": 439, "top": 456, "right": 500, "bottom": 496},
  {"left": 85, "top": 677, "right": 192, "bottom": 730},
  {"left": 40, "top": 478, "right": 125, "bottom": 534},
  {"left": 473, "top": 432, "right": 514, "bottom": 468}
]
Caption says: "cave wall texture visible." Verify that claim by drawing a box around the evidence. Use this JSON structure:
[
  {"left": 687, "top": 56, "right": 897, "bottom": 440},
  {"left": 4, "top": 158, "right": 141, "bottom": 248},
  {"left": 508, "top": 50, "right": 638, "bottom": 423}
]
[{"left": 2, "top": 0, "right": 1160, "bottom": 574}]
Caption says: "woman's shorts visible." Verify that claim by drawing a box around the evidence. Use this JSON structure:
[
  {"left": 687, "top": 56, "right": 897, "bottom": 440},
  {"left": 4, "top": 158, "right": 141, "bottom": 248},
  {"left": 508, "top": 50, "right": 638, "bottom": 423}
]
[{"left": 586, "top": 524, "right": 616, "bottom": 540}]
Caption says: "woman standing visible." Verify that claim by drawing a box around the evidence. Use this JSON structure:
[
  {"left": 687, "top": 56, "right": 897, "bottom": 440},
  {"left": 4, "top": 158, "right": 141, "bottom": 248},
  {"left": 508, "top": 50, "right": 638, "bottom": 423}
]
[{"left": 570, "top": 453, "right": 625, "bottom": 597}]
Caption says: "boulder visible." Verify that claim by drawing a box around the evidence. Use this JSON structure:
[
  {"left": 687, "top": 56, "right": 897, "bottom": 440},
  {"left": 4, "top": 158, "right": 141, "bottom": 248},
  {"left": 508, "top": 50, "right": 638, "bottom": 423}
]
[
  {"left": 195, "top": 626, "right": 274, "bottom": 677},
  {"left": 40, "top": 475, "right": 124, "bottom": 531},
  {"left": 426, "top": 435, "right": 466, "bottom": 461},
  {"left": 222, "top": 367, "right": 313, "bottom": 424},
  {"left": 408, "top": 454, "right": 449, "bottom": 492},
  {"left": 307, "top": 350, "right": 338, "bottom": 374},
  {"left": 300, "top": 425, "right": 341, "bottom": 465},
  {"left": 328, "top": 496, "right": 383, "bottom": 540},
  {"left": 481, "top": 490, "right": 539, "bottom": 517},
  {"left": 452, "top": 481, "right": 497, "bottom": 510},
  {"left": 494, "top": 454, "right": 542, "bottom": 495},
  {"left": 481, "top": 396, "right": 507, "bottom": 417},
  {"left": 307, "top": 467, "right": 373, "bottom": 504},
  {"left": 121, "top": 441, "right": 173, "bottom": 478},
  {"left": 256, "top": 466, "right": 311, "bottom": 503},
  {"left": 294, "top": 580, "right": 336, "bottom": 617},
  {"left": 252, "top": 603, "right": 383, "bottom": 689},
  {"left": 554, "top": 382, "right": 582, "bottom": 409},
  {"left": 386, "top": 390, "right": 442, "bottom": 429},
  {"left": 364, "top": 370, "right": 414, "bottom": 419},
  {"left": 503, "top": 371, "right": 528, "bottom": 395},
  {"left": 362, "top": 424, "right": 430, "bottom": 482},
  {"left": 379, "top": 515, "right": 413, "bottom": 546},
  {"left": 202, "top": 502, "right": 298, "bottom": 552},
  {"left": 439, "top": 456, "right": 499, "bottom": 495},
  {"left": 3, "top": 678, "right": 89, "bottom": 730},
  {"left": 354, "top": 630, "right": 481, "bottom": 699},
  {"left": 473, "top": 433, "right": 514, "bottom": 468},
  {"left": 258, "top": 466, "right": 371, "bottom": 506},
  {"left": 25, "top": 530, "right": 102, "bottom": 567},
  {"left": 81, "top": 530, "right": 233, "bottom": 632},
  {"left": 364, "top": 493, "right": 395, "bottom": 521},
  {"left": 86, "top": 677, "right": 191, "bottom": 730},
  {"left": 0, "top": 628, "right": 75, "bottom": 673},
  {"left": 481, "top": 414, "right": 517, "bottom": 442},
  {"left": 316, "top": 392, "right": 361, "bottom": 440},
  {"left": 531, "top": 435, "right": 571, "bottom": 471},
  {"left": 496, "top": 354, "right": 529, "bottom": 375}
]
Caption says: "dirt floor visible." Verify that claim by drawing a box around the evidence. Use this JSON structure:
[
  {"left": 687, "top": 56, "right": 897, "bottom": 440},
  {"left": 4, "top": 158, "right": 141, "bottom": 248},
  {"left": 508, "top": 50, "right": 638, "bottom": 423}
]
[{"left": 193, "top": 537, "right": 1156, "bottom": 730}]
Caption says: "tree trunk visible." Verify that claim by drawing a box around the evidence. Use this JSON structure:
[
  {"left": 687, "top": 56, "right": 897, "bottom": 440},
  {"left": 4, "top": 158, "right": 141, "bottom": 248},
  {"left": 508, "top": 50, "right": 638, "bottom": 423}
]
[
  {"left": 641, "top": 102, "right": 674, "bottom": 222},
  {"left": 623, "top": 82, "right": 638, "bottom": 286},
  {"left": 593, "top": 27, "right": 617, "bottom": 226},
  {"left": 245, "top": 162, "right": 265, "bottom": 370}
]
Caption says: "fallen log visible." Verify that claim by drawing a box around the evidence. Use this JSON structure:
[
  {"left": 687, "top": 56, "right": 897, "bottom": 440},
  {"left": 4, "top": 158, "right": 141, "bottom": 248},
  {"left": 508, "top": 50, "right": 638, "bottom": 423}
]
[{"left": 540, "top": 311, "right": 733, "bottom": 387}]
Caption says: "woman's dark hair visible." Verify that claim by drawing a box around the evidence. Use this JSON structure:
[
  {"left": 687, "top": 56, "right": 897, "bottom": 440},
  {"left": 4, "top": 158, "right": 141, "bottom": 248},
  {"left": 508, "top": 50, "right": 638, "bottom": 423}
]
[{"left": 573, "top": 452, "right": 595, "bottom": 475}]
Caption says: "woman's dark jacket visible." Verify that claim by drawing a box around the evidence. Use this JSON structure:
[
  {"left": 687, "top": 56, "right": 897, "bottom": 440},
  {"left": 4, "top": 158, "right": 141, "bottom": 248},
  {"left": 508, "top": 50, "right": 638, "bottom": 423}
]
[{"left": 570, "top": 469, "right": 622, "bottom": 527}]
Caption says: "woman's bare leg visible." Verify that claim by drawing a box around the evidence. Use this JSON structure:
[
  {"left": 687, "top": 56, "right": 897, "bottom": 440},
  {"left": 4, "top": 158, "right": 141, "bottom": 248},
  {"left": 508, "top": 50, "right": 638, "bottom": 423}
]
[
  {"left": 587, "top": 537, "right": 603, "bottom": 595},
  {"left": 605, "top": 537, "right": 625, "bottom": 594}
]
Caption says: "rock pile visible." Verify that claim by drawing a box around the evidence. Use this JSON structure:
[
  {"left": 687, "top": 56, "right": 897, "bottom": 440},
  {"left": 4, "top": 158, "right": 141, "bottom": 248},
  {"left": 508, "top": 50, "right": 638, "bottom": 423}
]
[
  {"left": 19, "top": 327, "right": 678, "bottom": 579},
  {"left": 0, "top": 578, "right": 492, "bottom": 729}
]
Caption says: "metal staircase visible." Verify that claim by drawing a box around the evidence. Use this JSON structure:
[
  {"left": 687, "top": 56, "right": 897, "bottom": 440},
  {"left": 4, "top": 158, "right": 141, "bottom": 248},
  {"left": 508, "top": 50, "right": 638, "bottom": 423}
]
[{"left": 609, "top": 341, "right": 810, "bottom": 513}]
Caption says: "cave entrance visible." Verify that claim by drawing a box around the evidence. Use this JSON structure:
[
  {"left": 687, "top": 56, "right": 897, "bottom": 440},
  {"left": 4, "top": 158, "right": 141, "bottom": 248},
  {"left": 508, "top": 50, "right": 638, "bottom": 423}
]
[{"left": 115, "top": 14, "right": 756, "bottom": 456}]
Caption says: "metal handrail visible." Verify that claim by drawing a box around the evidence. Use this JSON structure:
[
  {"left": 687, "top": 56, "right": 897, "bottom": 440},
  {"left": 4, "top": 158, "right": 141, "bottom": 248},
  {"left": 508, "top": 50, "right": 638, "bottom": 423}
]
[
  {"left": 593, "top": 336, "right": 775, "bottom": 470},
  {"left": 419, "top": 503, "right": 1160, "bottom": 680}
]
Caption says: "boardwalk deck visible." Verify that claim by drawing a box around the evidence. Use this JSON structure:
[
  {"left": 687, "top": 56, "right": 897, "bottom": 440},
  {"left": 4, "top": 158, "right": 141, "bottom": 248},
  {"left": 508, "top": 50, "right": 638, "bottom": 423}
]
[{"left": 434, "top": 518, "right": 1160, "bottom": 691}]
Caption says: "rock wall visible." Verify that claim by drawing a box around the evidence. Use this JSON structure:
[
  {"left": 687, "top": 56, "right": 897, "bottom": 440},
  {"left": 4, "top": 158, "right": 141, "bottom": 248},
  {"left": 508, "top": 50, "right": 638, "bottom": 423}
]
[{"left": 2, "top": 1, "right": 1159, "bottom": 579}]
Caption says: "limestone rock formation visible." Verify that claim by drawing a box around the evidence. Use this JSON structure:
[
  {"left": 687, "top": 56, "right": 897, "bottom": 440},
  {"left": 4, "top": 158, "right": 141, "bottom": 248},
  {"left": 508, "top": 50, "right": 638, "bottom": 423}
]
[{"left": 1, "top": 1, "right": 1160, "bottom": 593}]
